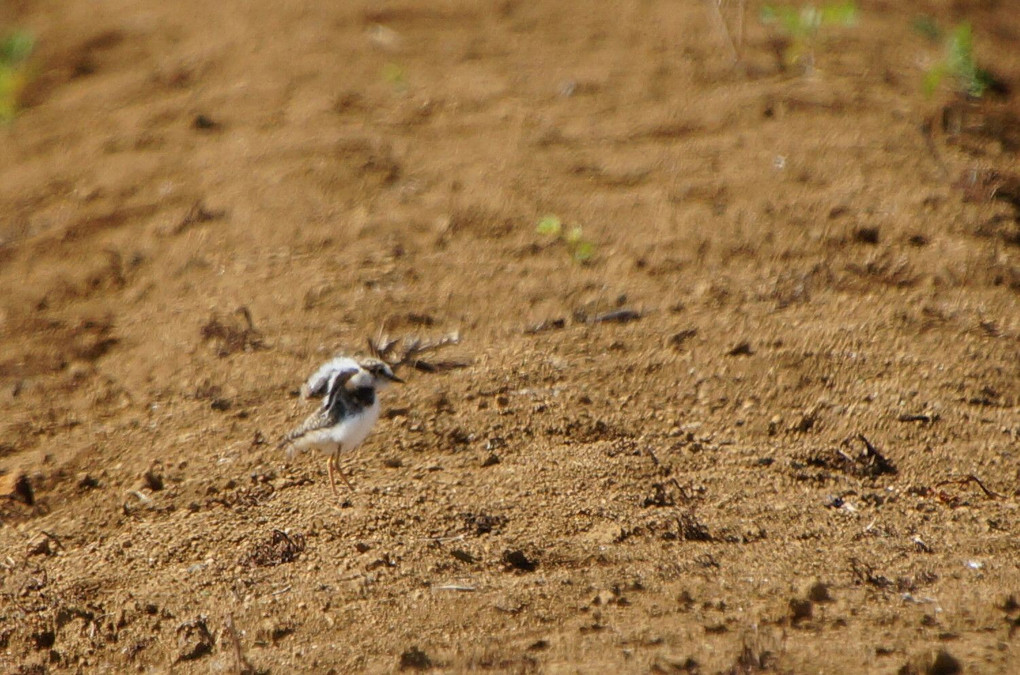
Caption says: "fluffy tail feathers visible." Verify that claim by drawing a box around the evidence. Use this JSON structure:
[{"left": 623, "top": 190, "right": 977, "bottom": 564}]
[{"left": 276, "top": 433, "right": 303, "bottom": 458}]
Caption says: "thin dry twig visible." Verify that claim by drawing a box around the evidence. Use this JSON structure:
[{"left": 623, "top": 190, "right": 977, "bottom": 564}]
[
  {"left": 735, "top": 0, "right": 746, "bottom": 52},
  {"left": 420, "top": 533, "right": 467, "bottom": 543},
  {"left": 645, "top": 447, "right": 662, "bottom": 467},
  {"left": 39, "top": 530, "right": 64, "bottom": 551},
  {"left": 935, "top": 474, "right": 1003, "bottom": 499},
  {"left": 368, "top": 332, "right": 468, "bottom": 373},
  {"left": 433, "top": 584, "right": 476, "bottom": 592},
  {"left": 704, "top": 0, "right": 741, "bottom": 63},
  {"left": 223, "top": 614, "right": 255, "bottom": 675},
  {"left": 920, "top": 119, "right": 951, "bottom": 180}
]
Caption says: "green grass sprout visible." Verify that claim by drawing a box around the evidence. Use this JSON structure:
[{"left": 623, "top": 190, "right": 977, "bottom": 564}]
[
  {"left": 381, "top": 62, "right": 408, "bottom": 92},
  {"left": 760, "top": 2, "right": 857, "bottom": 72},
  {"left": 919, "top": 21, "right": 992, "bottom": 99},
  {"left": 536, "top": 215, "right": 595, "bottom": 264},
  {"left": 571, "top": 240, "right": 596, "bottom": 263},
  {"left": 0, "top": 30, "right": 35, "bottom": 122},
  {"left": 535, "top": 214, "right": 562, "bottom": 237}
]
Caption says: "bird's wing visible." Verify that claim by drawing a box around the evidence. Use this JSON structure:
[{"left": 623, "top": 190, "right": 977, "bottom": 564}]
[
  {"left": 278, "top": 407, "right": 332, "bottom": 450},
  {"left": 279, "top": 383, "right": 360, "bottom": 453},
  {"left": 301, "top": 357, "right": 361, "bottom": 399},
  {"left": 281, "top": 361, "right": 361, "bottom": 451}
]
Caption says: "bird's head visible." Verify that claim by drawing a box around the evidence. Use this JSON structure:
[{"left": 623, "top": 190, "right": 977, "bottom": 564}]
[{"left": 359, "top": 358, "right": 403, "bottom": 389}]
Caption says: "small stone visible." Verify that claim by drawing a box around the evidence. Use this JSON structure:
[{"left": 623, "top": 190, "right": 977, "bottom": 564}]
[
  {"left": 27, "top": 536, "right": 53, "bottom": 557},
  {"left": 257, "top": 619, "right": 293, "bottom": 645},
  {"left": 792, "top": 411, "right": 816, "bottom": 433},
  {"left": 0, "top": 471, "right": 33, "bottom": 505},
  {"left": 32, "top": 630, "right": 56, "bottom": 650},
  {"left": 176, "top": 617, "right": 214, "bottom": 662},
  {"left": 77, "top": 473, "right": 100, "bottom": 490},
  {"left": 667, "top": 329, "right": 698, "bottom": 350},
  {"left": 193, "top": 114, "right": 220, "bottom": 130},
  {"left": 143, "top": 469, "right": 164, "bottom": 491},
  {"left": 502, "top": 549, "right": 537, "bottom": 572},
  {"left": 399, "top": 646, "right": 432, "bottom": 670},
  {"left": 928, "top": 649, "right": 962, "bottom": 675},
  {"left": 853, "top": 226, "right": 880, "bottom": 244},
  {"left": 807, "top": 581, "right": 833, "bottom": 603},
  {"left": 789, "top": 598, "right": 813, "bottom": 623},
  {"left": 727, "top": 341, "right": 754, "bottom": 356}
]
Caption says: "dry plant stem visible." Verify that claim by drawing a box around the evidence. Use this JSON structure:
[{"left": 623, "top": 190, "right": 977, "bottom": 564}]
[
  {"left": 935, "top": 475, "right": 1003, "bottom": 499},
  {"left": 223, "top": 615, "right": 254, "bottom": 675},
  {"left": 368, "top": 332, "right": 463, "bottom": 372},
  {"left": 920, "top": 119, "right": 951, "bottom": 180},
  {"left": 736, "top": 0, "right": 746, "bottom": 51},
  {"left": 39, "top": 530, "right": 64, "bottom": 550},
  {"left": 705, "top": 0, "right": 740, "bottom": 63}
]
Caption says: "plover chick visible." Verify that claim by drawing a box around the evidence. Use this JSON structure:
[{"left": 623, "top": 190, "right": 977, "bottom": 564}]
[{"left": 279, "top": 356, "right": 402, "bottom": 497}]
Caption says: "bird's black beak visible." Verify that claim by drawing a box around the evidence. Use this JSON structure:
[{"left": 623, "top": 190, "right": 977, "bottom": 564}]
[{"left": 385, "top": 370, "right": 404, "bottom": 384}]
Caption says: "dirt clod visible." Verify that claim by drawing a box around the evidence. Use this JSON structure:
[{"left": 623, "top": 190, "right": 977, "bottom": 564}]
[
  {"left": 176, "top": 616, "right": 214, "bottom": 663},
  {"left": 464, "top": 513, "right": 505, "bottom": 536},
  {"left": 142, "top": 468, "right": 164, "bottom": 491},
  {"left": 789, "top": 598, "right": 813, "bottom": 624},
  {"left": 667, "top": 329, "right": 698, "bottom": 350},
  {"left": 502, "top": 549, "right": 537, "bottom": 572},
  {"left": 192, "top": 114, "right": 220, "bottom": 131},
  {"left": 256, "top": 619, "right": 294, "bottom": 645},
  {"left": 243, "top": 530, "right": 306, "bottom": 567},
  {"left": 677, "top": 512, "right": 713, "bottom": 542},
  {"left": 26, "top": 535, "right": 54, "bottom": 557},
  {"left": 807, "top": 582, "right": 833, "bottom": 604},
  {"left": 927, "top": 649, "right": 962, "bottom": 675},
  {"left": 853, "top": 227, "right": 881, "bottom": 245},
  {"left": 0, "top": 471, "right": 34, "bottom": 505},
  {"left": 652, "top": 654, "right": 700, "bottom": 673},
  {"left": 76, "top": 473, "right": 100, "bottom": 490},
  {"left": 30, "top": 630, "right": 55, "bottom": 651},
  {"left": 399, "top": 646, "right": 432, "bottom": 670},
  {"left": 726, "top": 341, "right": 754, "bottom": 357}
]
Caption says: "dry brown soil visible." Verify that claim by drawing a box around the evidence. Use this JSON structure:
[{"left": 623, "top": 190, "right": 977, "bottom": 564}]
[{"left": 2, "top": 0, "right": 1019, "bottom": 673}]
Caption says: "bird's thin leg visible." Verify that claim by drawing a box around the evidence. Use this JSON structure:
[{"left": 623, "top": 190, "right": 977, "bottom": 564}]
[
  {"left": 327, "top": 456, "right": 340, "bottom": 498},
  {"left": 336, "top": 458, "right": 356, "bottom": 493},
  {"left": 327, "top": 455, "right": 356, "bottom": 498}
]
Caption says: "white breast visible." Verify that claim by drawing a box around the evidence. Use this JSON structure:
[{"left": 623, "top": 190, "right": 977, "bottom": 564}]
[
  {"left": 292, "top": 397, "right": 382, "bottom": 456},
  {"left": 336, "top": 397, "right": 381, "bottom": 450}
]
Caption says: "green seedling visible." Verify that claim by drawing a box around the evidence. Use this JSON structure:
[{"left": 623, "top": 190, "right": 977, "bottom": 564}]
[
  {"left": 760, "top": 2, "right": 857, "bottom": 72},
  {"left": 919, "top": 21, "right": 992, "bottom": 99},
  {"left": 0, "top": 30, "right": 35, "bottom": 122},
  {"left": 381, "top": 62, "right": 408, "bottom": 91},
  {"left": 536, "top": 215, "right": 595, "bottom": 264}
]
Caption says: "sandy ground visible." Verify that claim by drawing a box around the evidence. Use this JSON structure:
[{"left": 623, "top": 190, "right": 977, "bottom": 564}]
[{"left": 1, "top": 0, "right": 1019, "bottom": 672}]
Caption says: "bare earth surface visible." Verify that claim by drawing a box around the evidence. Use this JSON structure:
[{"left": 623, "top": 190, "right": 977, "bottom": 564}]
[{"left": 1, "top": 1, "right": 1019, "bottom": 672}]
